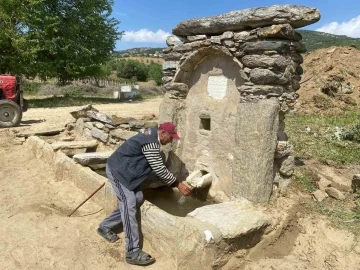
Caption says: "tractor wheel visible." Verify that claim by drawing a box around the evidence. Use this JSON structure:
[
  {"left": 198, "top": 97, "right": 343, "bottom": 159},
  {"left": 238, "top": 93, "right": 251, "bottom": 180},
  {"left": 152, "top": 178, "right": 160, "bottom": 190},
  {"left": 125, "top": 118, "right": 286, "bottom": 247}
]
[{"left": 0, "top": 100, "right": 22, "bottom": 128}]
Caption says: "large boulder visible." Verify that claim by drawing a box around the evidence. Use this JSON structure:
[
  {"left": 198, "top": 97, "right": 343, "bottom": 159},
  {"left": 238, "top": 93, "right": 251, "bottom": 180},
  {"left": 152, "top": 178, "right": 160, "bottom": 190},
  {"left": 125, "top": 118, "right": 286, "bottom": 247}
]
[
  {"left": 250, "top": 68, "right": 290, "bottom": 85},
  {"left": 240, "top": 40, "right": 306, "bottom": 54},
  {"left": 242, "top": 54, "right": 293, "bottom": 71},
  {"left": 187, "top": 201, "right": 270, "bottom": 239},
  {"left": 256, "top": 23, "right": 302, "bottom": 40},
  {"left": 173, "top": 5, "right": 320, "bottom": 36}
]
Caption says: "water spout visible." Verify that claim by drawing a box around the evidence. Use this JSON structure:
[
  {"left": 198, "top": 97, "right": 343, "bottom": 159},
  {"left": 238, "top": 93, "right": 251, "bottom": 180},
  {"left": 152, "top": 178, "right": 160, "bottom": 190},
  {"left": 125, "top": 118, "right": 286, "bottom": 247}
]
[{"left": 186, "top": 169, "right": 213, "bottom": 189}]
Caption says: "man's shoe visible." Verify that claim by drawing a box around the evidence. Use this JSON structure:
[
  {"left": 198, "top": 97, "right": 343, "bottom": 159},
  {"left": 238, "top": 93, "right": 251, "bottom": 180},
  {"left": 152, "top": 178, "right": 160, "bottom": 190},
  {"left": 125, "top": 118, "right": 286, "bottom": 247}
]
[{"left": 97, "top": 226, "right": 120, "bottom": 243}]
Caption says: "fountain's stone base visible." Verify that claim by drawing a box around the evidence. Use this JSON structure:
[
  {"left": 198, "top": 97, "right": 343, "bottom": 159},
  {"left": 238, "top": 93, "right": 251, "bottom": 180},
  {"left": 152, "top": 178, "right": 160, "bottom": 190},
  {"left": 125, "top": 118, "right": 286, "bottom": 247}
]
[{"left": 140, "top": 200, "right": 270, "bottom": 269}]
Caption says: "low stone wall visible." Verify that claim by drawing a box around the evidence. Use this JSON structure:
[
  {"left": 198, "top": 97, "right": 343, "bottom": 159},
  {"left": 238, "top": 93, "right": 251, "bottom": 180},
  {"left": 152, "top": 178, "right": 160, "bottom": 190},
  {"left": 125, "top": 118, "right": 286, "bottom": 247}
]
[{"left": 26, "top": 136, "right": 107, "bottom": 207}]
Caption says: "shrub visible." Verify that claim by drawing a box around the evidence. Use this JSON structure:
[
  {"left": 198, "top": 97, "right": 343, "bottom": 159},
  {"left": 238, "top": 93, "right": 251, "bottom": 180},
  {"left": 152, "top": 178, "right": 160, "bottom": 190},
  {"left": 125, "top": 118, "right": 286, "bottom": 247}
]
[
  {"left": 22, "top": 81, "right": 43, "bottom": 95},
  {"left": 139, "top": 86, "right": 165, "bottom": 96},
  {"left": 342, "top": 123, "right": 360, "bottom": 142},
  {"left": 147, "top": 63, "right": 163, "bottom": 86},
  {"left": 63, "top": 86, "right": 85, "bottom": 97},
  {"left": 312, "top": 94, "right": 334, "bottom": 109}
]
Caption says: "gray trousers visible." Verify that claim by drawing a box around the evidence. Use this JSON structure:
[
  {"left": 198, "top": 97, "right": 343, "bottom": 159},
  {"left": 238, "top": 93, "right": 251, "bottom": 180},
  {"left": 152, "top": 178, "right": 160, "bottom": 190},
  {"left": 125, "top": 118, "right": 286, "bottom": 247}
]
[{"left": 100, "top": 165, "right": 144, "bottom": 255}]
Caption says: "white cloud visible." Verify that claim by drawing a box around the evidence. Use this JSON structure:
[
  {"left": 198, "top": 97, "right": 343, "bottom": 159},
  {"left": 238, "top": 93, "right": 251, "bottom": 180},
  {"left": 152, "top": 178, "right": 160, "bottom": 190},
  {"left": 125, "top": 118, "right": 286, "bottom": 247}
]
[
  {"left": 316, "top": 15, "right": 360, "bottom": 37},
  {"left": 122, "top": 29, "right": 170, "bottom": 43},
  {"left": 116, "top": 12, "right": 127, "bottom": 16}
]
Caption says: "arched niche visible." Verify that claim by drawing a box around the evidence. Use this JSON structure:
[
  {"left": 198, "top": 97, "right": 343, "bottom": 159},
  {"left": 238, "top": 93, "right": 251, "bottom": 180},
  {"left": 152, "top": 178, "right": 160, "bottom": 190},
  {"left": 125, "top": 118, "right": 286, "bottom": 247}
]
[
  {"left": 173, "top": 46, "right": 244, "bottom": 92},
  {"left": 173, "top": 49, "right": 245, "bottom": 197}
]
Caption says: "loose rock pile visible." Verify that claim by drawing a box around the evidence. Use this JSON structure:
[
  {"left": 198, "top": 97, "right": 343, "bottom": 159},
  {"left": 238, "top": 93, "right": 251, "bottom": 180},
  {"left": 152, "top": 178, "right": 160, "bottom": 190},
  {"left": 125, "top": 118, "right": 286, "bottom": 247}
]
[
  {"left": 66, "top": 104, "right": 158, "bottom": 148},
  {"left": 273, "top": 140, "right": 295, "bottom": 194},
  {"left": 312, "top": 172, "right": 360, "bottom": 202}
]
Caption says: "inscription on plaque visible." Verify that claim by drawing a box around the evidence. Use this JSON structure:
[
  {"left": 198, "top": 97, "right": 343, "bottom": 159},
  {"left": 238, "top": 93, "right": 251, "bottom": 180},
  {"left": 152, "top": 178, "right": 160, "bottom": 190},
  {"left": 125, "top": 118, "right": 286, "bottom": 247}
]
[{"left": 207, "top": 75, "right": 227, "bottom": 99}]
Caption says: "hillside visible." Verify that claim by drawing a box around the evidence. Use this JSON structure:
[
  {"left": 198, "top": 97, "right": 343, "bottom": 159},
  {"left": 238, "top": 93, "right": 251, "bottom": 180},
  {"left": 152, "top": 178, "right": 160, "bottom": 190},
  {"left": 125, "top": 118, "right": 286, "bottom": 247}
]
[
  {"left": 113, "top": 31, "right": 360, "bottom": 59},
  {"left": 296, "top": 46, "right": 360, "bottom": 114},
  {"left": 122, "top": 56, "right": 164, "bottom": 65},
  {"left": 111, "top": 31, "right": 360, "bottom": 115},
  {"left": 298, "top": 30, "right": 360, "bottom": 51},
  {"left": 113, "top": 47, "right": 164, "bottom": 57}
]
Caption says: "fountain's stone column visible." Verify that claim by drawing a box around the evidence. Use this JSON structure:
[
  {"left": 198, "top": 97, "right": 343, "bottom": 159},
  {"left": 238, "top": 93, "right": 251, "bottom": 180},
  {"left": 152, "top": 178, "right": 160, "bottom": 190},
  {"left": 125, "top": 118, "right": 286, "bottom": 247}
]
[{"left": 232, "top": 99, "right": 279, "bottom": 203}]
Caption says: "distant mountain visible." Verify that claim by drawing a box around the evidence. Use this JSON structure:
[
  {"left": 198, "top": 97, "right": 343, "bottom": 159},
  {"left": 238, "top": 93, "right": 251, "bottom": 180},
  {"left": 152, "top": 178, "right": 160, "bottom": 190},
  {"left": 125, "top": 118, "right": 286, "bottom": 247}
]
[
  {"left": 298, "top": 30, "right": 360, "bottom": 51},
  {"left": 113, "top": 47, "right": 164, "bottom": 57},
  {"left": 113, "top": 31, "right": 360, "bottom": 58}
]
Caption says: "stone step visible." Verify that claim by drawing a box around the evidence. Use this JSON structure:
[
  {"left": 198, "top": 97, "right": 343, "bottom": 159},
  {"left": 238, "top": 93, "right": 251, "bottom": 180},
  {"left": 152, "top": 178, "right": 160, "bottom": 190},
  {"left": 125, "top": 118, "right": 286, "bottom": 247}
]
[
  {"left": 16, "top": 128, "right": 64, "bottom": 138},
  {"left": 110, "top": 129, "right": 138, "bottom": 141},
  {"left": 51, "top": 140, "right": 98, "bottom": 150},
  {"left": 73, "top": 151, "right": 113, "bottom": 165}
]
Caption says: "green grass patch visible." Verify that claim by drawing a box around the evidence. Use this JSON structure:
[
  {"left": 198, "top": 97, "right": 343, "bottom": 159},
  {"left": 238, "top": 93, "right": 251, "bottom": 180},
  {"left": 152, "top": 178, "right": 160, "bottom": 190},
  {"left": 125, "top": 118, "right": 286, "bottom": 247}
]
[
  {"left": 311, "top": 193, "right": 360, "bottom": 235},
  {"left": 27, "top": 95, "right": 144, "bottom": 108},
  {"left": 294, "top": 167, "right": 317, "bottom": 192},
  {"left": 286, "top": 111, "right": 360, "bottom": 165},
  {"left": 23, "top": 81, "right": 44, "bottom": 95}
]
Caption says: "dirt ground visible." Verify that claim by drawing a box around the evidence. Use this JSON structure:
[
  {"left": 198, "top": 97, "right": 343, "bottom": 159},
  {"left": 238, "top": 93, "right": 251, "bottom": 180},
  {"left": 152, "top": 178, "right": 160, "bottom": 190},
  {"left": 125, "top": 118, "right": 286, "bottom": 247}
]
[
  {"left": 0, "top": 98, "right": 174, "bottom": 270},
  {"left": 17, "top": 98, "right": 163, "bottom": 133},
  {"left": 1, "top": 97, "right": 360, "bottom": 269},
  {"left": 231, "top": 214, "right": 360, "bottom": 269},
  {"left": 296, "top": 46, "right": 360, "bottom": 114}
]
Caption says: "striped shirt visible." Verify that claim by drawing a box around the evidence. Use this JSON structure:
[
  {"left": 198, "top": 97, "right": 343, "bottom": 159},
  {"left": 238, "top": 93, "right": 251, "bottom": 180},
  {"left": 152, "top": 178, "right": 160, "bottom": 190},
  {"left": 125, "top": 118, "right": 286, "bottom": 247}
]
[{"left": 142, "top": 142, "right": 178, "bottom": 186}]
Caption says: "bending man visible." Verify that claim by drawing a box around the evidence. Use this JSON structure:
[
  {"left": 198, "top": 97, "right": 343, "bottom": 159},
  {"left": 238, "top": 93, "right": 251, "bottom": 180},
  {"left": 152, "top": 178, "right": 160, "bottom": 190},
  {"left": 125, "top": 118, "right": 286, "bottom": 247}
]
[{"left": 97, "top": 122, "right": 191, "bottom": 266}]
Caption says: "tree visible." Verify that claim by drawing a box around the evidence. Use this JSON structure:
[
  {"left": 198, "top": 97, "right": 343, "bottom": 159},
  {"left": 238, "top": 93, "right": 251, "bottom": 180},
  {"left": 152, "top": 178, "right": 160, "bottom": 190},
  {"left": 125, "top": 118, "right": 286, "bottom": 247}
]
[
  {"left": 0, "top": 0, "right": 32, "bottom": 74},
  {"left": 147, "top": 62, "right": 163, "bottom": 86},
  {"left": 0, "top": 0, "right": 122, "bottom": 84},
  {"left": 116, "top": 59, "right": 148, "bottom": 82}
]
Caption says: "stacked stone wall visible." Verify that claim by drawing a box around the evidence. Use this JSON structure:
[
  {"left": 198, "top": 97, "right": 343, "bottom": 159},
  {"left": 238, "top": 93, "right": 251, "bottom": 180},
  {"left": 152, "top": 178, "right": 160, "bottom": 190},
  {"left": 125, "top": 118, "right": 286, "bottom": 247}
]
[
  {"left": 159, "top": 5, "right": 321, "bottom": 202},
  {"left": 163, "top": 23, "right": 304, "bottom": 113}
]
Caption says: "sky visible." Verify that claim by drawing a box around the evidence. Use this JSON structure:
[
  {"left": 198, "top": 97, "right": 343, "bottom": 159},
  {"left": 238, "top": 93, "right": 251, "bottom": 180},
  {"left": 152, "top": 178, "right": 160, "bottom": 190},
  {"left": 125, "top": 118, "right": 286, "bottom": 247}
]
[{"left": 112, "top": 0, "right": 360, "bottom": 50}]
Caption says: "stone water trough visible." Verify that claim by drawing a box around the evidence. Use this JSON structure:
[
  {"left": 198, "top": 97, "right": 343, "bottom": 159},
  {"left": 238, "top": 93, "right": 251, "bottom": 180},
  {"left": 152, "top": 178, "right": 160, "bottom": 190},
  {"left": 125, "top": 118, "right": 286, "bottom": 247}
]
[
  {"left": 23, "top": 4, "right": 320, "bottom": 269},
  {"left": 25, "top": 134, "right": 273, "bottom": 269}
]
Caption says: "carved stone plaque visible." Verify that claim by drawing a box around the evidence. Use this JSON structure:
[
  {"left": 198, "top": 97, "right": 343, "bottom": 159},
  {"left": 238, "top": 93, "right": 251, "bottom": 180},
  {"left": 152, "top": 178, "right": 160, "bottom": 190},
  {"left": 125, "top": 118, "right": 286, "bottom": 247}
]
[{"left": 207, "top": 75, "right": 227, "bottom": 99}]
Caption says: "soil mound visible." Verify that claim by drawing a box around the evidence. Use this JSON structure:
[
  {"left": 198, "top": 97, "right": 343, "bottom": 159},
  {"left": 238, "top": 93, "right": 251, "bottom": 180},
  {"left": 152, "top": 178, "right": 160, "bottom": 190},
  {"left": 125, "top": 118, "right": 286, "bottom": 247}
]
[{"left": 296, "top": 46, "right": 360, "bottom": 114}]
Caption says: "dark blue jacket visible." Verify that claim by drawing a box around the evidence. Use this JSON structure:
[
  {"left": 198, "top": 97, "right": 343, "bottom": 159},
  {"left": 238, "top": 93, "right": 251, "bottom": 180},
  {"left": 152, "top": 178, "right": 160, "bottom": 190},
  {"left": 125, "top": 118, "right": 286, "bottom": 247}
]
[{"left": 107, "top": 128, "right": 158, "bottom": 190}]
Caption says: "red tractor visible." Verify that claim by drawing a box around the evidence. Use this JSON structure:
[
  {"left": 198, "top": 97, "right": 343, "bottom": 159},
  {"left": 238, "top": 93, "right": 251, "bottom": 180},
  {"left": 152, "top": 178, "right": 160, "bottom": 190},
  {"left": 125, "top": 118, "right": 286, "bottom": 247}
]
[{"left": 0, "top": 75, "right": 28, "bottom": 127}]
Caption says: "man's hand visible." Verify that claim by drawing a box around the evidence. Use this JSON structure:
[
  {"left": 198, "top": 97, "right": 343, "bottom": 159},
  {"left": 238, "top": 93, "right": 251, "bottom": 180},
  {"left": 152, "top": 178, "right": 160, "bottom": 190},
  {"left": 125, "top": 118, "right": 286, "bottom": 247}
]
[{"left": 177, "top": 182, "right": 192, "bottom": 196}]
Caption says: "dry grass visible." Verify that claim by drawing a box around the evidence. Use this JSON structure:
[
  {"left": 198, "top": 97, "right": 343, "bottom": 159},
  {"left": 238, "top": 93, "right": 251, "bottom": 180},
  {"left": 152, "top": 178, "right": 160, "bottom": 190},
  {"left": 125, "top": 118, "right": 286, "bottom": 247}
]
[{"left": 122, "top": 57, "right": 164, "bottom": 65}]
